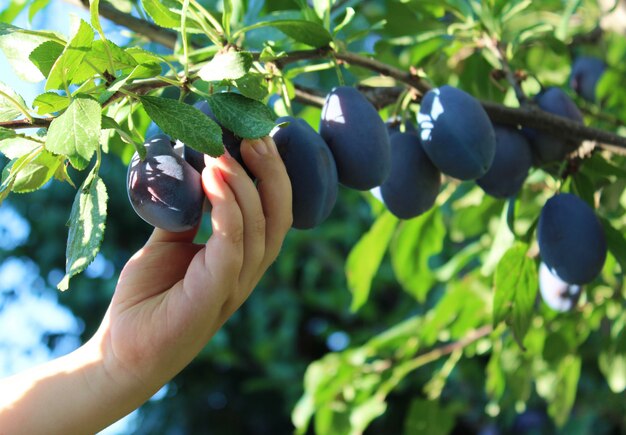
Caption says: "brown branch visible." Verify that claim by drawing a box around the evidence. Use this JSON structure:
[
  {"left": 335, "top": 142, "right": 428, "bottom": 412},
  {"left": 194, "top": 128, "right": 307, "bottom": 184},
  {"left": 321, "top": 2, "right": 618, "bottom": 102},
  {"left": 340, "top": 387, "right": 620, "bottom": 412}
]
[{"left": 0, "top": 118, "right": 55, "bottom": 130}]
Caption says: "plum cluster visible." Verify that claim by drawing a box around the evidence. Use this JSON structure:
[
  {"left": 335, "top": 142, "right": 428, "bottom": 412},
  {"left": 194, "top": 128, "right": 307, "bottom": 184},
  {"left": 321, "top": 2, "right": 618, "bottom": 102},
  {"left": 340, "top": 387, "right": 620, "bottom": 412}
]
[{"left": 128, "top": 82, "right": 608, "bottom": 301}]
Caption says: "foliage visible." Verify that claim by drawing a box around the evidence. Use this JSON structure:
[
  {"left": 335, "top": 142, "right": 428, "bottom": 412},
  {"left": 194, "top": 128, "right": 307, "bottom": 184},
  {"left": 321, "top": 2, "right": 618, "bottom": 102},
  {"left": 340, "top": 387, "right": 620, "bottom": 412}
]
[{"left": 1, "top": 0, "right": 626, "bottom": 433}]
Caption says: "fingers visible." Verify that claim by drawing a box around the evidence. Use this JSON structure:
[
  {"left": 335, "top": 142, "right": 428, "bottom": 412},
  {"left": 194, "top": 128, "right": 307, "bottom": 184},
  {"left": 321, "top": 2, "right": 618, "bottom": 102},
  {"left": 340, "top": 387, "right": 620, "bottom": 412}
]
[
  {"left": 210, "top": 150, "right": 266, "bottom": 289},
  {"left": 146, "top": 227, "right": 199, "bottom": 245},
  {"left": 240, "top": 137, "right": 293, "bottom": 271},
  {"left": 199, "top": 161, "right": 245, "bottom": 285}
]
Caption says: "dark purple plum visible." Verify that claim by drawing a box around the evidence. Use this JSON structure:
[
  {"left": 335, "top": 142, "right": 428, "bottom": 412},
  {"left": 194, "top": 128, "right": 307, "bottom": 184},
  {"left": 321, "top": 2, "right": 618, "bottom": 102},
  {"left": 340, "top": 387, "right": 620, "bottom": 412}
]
[
  {"left": 570, "top": 56, "right": 606, "bottom": 102},
  {"left": 379, "top": 132, "right": 441, "bottom": 219},
  {"left": 476, "top": 125, "right": 533, "bottom": 198},
  {"left": 319, "top": 86, "right": 391, "bottom": 190},
  {"left": 127, "top": 134, "right": 205, "bottom": 232},
  {"left": 271, "top": 116, "right": 338, "bottom": 229},
  {"left": 539, "top": 262, "right": 582, "bottom": 312},
  {"left": 537, "top": 193, "right": 607, "bottom": 284},
  {"left": 417, "top": 85, "right": 496, "bottom": 180},
  {"left": 525, "top": 87, "right": 584, "bottom": 165}
]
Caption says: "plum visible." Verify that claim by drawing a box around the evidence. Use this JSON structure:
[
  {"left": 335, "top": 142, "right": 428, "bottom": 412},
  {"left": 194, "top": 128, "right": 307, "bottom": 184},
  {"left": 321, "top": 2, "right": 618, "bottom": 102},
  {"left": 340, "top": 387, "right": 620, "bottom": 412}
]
[
  {"left": 379, "top": 132, "right": 441, "bottom": 219},
  {"left": 537, "top": 193, "right": 607, "bottom": 284},
  {"left": 417, "top": 85, "right": 496, "bottom": 180},
  {"left": 538, "top": 262, "right": 582, "bottom": 312},
  {"left": 319, "top": 86, "right": 391, "bottom": 190},
  {"left": 570, "top": 56, "right": 606, "bottom": 102},
  {"left": 127, "top": 134, "right": 205, "bottom": 232},
  {"left": 476, "top": 125, "right": 533, "bottom": 198},
  {"left": 271, "top": 116, "right": 338, "bottom": 229},
  {"left": 525, "top": 87, "right": 584, "bottom": 165}
]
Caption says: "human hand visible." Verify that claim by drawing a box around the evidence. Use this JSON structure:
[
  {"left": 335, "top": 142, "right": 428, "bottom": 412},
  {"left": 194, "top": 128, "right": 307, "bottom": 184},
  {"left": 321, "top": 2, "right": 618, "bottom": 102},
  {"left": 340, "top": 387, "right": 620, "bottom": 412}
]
[{"left": 95, "top": 136, "right": 292, "bottom": 389}]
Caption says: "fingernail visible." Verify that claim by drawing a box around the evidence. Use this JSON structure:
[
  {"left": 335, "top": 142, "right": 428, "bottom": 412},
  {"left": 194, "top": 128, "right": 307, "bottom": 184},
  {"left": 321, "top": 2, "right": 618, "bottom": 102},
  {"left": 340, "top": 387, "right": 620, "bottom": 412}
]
[{"left": 251, "top": 139, "right": 268, "bottom": 155}]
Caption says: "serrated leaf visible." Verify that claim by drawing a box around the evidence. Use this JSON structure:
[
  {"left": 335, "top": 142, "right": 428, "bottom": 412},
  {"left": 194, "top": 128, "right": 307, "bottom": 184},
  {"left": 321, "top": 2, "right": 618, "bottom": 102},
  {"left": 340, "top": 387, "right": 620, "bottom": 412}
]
[
  {"left": 46, "top": 19, "right": 94, "bottom": 91},
  {"left": 72, "top": 40, "right": 138, "bottom": 84},
  {"left": 32, "top": 91, "right": 70, "bottom": 115},
  {"left": 206, "top": 93, "right": 276, "bottom": 139},
  {"left": 235, "top": 73, "right": 269, "bottom": 100},
  {"left": 12, "top": 150, "right": 62, "bottom": 193},
  {"left": 238, "top": 19, "right": 333, "bottom": 48},
  {"left": 141, "top": 0, "right": 202, "bottom": 31},
  {"left": 0, "top": 136, "right": 42, "bottom": 159},
  {"left": 493, "top": 243, "right": 538, "bottom": 348},
  {"left": 198, "top": 51, "right": 253, "bottom": 82},
  {"left": 125, "top": 47, "right": 165, "bottom": 64},
  {"left": 46, "top": 96, "right": 102, "bottom": 170},
  {"left": 0, "top": 23, "right": 65, "bottom": 82},
  {"left": 0, "top": 148, "right": 41, "bottom": 203},
  {"left": 29, "top": 40, "right": 65, "bottom": 78},
  {"left": 58, "top": 172, "right": 107, "bottom": 291},
  {"left": 0, "top": 82, "right": 28, "bottom": 122},
  {"left": 390, "top": 207, "right": 444, "bottom": 302},
  {"left": 140, "top": 95, "right": 223, "bottom": 156},
  {"left": 346, "top": 211, "right": 398, "bottom": 312}
]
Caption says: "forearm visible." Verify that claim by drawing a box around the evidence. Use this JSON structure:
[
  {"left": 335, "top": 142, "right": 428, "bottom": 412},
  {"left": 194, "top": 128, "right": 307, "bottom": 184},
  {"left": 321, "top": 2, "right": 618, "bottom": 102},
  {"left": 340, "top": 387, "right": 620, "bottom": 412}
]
[{"left": 0, "top": 337, "right": 157, "bottom": 435}]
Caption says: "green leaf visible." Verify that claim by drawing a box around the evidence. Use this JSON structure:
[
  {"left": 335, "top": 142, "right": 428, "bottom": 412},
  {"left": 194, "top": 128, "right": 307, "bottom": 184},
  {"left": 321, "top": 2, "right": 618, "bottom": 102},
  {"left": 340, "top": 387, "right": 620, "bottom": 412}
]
[
  {"left": 141, "top": 0, "right": 202, "bottom": 31},
  {"left": 598, "top": 313, "right": 626, "bottom": 393},
  {"left": 493, "top": 243, "right": 538, "bottom": 348},
  {"left": 206, "top": 93, "right": 276, "bottom": 139},
  {"left": 600, "top": 218, "right": 626, "bottom": 274},
  {"left": 29, "top": 0, "right": 50, "bottom": 22},
  {"left": 12, "top": 150, "right": 63, "bottom": 193},
  {"left": 197, "top": 51, "right": 253, "bottom": 82},
  {"left": 346, "top": 211, "right": 398, "bottom": 312},
  {"left": 237, "top": 19, "right": 333, "bottom": 48},
  {"left": 0, "top": 127, "right": 17, "bottom": 141},
  {"left": 108, "top": 63, "right": 162, "bottom": 92},
  {"left": 72, "top": 40, "right": 138, "bottom": 84},
  {"left": 45, "top": 96, "right": 102, "bottom": 170},
  {"left": 547, "top": 355, "right": 581, "bottom": 427},
  {"left": 390, "top": 207, "right": 444, "bottom": 302},
  {"left": 29, "top": 40, "right": 65, "bottom": 78},
  {"left": 235, "top": 73, "right": 269, "bottom": 100},
  {"left": 140, "top": 95, "right": 223, "bottom": 156},
  {"left": 0, "top": 148, "right": 41, "bottom": 203},
  {"left": 0, "top": 23, "right": 65, "bottom": 82},
  {"left": 222, "top": 0, "right": 232, "bottom": 38},
  {"left": 89, "top": 0, "right": 105, "bottom": 37},
  {"left": 46, "top": 19, "right": 94, "bottom": 91},
  {"left": 404, "top": 399, "right": 457, "bottom": 435},
  {"left": 32, "top": 91, "right": 70, "bottom": 115},
  {"left": 0, "top": 136, "right": 42, "bottom": 159},
  {"left": 58, "top": 172, "right": 108, "bottom": 291},
  {"left": 0, "top": 82, "right": 28, "bottom": 122}
]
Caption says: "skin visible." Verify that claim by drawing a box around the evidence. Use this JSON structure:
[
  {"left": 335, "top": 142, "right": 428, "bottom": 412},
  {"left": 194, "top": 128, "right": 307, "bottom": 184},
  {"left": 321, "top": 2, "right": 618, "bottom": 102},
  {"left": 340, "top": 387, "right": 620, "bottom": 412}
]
[{"left": 0, "top": 137, "right": 292, "bottom": 435}]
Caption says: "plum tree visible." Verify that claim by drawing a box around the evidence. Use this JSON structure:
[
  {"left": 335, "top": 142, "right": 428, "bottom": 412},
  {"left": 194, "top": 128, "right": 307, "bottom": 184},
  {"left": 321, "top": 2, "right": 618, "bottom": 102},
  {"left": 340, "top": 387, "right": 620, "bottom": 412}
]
[
  {"left": 570, "top": 56, "right": 606, "bottom": 102},
  {"left": 524, "top": 87, "right": 584, "bottom": 165},
  {"left": 537, "top": 193, "right": 607, "bottom": 285},
  {"left": 319, "top": 86, "right": 391, "bottom": 190},
  {"left": 127, "top": 134, "right": 205, "bottom": 232},
  {"left": 417, "top": 85, "right": 496, "bottom": 180},
  {"left": 476, "top": 125, "right": 533, "bottom": 199},
  {"left": 378, "top": 132, "right": 441, "bottom": 219},
  {"left": 538, "top": 262, "right": 582, "bottom": 312},
  {"left": 270, "top": 116, "right": 338, "bottom": 229}
]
